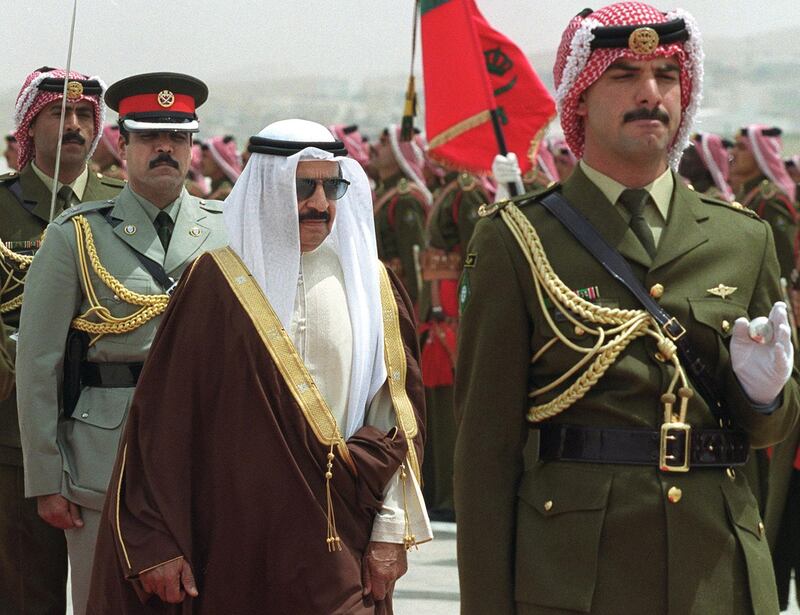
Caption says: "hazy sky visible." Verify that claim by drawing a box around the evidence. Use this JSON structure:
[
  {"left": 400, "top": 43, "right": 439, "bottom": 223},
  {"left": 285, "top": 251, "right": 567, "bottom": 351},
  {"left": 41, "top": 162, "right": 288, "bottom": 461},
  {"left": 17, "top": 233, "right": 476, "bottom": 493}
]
[{"left": 5, "top": 0, "right": 800, "bottom": 86}]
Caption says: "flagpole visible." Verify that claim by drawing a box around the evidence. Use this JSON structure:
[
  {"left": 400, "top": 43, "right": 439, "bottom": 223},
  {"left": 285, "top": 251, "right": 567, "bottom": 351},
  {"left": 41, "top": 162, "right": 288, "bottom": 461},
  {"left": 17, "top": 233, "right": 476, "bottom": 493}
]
[
  {"left": 49, "top": 0, "right": 79, "bottom": 222},
  {"left": 490, "top": 111, "right": 519, "bottom": 197}
]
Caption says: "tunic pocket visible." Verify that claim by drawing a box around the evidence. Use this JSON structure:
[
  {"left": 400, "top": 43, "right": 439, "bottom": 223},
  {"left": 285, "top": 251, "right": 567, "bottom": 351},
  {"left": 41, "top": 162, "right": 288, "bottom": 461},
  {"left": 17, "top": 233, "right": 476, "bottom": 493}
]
[
  {"left": 720, "top": 479, "right": 779, "bottom": 614},
  {"left": 60, "top": 386, "right": 134, "bottom": 495},
  {"left": 514, "top": 464, "right": 612, "bottom": 612}
]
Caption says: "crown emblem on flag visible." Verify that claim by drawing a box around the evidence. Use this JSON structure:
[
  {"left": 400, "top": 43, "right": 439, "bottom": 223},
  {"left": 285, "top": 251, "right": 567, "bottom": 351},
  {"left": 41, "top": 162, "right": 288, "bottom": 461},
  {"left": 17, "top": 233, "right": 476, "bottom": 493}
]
[
  {"left": 66, "top": 81, "right": 84, "bottom": 100},
  {"left": 628, "top": 27, "right": 660, "bottom": 55},
  {"left": 484, "top": 47, "right": 513, "bottom": 76},
  {"left": 157, "top": 90, "right": 175, "bottom": 108}
]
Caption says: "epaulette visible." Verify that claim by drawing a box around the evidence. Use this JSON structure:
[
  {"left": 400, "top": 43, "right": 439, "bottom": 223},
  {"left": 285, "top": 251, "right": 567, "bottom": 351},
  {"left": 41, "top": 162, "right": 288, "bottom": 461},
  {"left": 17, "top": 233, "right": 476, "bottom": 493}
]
[
  {"left": 698, "top": 194, "right": 760, "bottom": 220},
  {"left": 198, "top": 198, "right": 224, "bottom": 213},
  {"left": 52, "top": 199, "right": 114, "bottom": 225},
  {"left": 478, "top": 182, "right": 561, "bottom": 218},
  {"left": 759, "top": 179, "right": 777, "bottom": 200},
  {"left": 456, "top": 172, "right": 478, "bottom": 192},
  {"left": 93, "top": 172, "right": 126, "bottom": 189},
  {"left": 0, "top": 170, "right": 19, "bottom": 183}
]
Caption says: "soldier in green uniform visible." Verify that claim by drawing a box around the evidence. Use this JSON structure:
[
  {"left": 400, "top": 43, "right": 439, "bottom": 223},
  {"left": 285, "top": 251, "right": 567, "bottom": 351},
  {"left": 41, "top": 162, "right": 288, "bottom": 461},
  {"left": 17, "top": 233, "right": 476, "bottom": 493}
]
[
  {"left": 16, "top": 72, "right": 228, "bottom": 615},
  {"left": 420, "top": 170, "right": 491, "bottom": 520},
  {"left": 454, "top": 5, "right": 799, "bottom": 614},
  {"left": 678, "top": 132, "right": 735, "bottom": 201},
  {"left": 732, "top": 125, "right": 798, "bottom": 282},
  {"left": 0, "top": 65, "right": 123, "bottom": 614},
  {"left": 370, "top": 125, "right": 431, "bottom": 307}
]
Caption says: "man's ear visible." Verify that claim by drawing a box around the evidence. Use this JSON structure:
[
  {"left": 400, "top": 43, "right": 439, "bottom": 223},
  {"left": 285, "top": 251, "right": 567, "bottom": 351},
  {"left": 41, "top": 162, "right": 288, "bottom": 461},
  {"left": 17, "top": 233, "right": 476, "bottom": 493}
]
[
  {"left": 118, "top": 135, "right": 127, "bottom": 162},
  {"left": 575, "top": 92, "right": 588, "bottom": 118}
]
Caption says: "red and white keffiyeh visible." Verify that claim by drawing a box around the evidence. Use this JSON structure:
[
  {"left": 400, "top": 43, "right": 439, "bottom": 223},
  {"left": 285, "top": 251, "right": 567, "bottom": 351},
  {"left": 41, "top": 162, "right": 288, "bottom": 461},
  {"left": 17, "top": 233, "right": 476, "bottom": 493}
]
[
  {"left": 206, "top": 135, "right": 242, "bottom": 183},
  {"left": 329, "top": 124, "right": 371, "bottom": 169},
  {"left": 693, "top": 132, "right": 733, "bottom": 201},
  {"left": 12, "top": 67, "right": 106, "bottom": 170},
  {"left": 742, "top": 125, "right": 796, "bottom": 203},
  {"left": 553, "top": 2, "right": 703, "bottom": 168}
]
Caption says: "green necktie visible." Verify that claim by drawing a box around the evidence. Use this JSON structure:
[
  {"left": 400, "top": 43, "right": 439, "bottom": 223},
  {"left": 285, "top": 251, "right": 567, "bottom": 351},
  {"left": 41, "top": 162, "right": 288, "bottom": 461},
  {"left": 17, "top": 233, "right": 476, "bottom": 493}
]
[
  {"left": 154, "top": 211, "right": 174, "bottom": 251},
  {"left": 618, "top": 189, "right": 657, "bottom": 259},
  {"left": 57, "top": 185, "right": 77, "bottom": 210}
]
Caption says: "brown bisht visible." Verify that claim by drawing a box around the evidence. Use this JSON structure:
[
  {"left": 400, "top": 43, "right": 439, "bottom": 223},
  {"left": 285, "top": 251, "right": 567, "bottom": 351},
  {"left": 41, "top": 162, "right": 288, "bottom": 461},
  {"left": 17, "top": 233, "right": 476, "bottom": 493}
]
[{"left": 87, "top": 248, "right": 425, "bottom": 614}]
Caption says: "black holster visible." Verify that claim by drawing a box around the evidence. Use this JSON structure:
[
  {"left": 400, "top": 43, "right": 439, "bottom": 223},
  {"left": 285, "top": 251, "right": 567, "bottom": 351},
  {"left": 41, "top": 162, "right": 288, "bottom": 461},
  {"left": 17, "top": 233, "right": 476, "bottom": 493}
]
[{"left": 63, "top": 329, "right": 88, "bottom": 418}]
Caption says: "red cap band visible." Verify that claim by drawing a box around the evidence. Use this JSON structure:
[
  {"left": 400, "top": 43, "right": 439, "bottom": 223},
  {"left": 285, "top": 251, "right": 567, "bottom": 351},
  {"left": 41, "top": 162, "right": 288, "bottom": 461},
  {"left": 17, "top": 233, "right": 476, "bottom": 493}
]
[{"left": 118, "top": 92, "right": 195, "bottom": 117}]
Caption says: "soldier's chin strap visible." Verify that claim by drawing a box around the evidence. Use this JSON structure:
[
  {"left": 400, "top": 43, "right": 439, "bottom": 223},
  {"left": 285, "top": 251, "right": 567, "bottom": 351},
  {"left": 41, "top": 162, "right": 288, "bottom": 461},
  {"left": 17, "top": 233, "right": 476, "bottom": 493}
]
[{"left": 48, "top": 0, "right": 80, "bottom": 223}]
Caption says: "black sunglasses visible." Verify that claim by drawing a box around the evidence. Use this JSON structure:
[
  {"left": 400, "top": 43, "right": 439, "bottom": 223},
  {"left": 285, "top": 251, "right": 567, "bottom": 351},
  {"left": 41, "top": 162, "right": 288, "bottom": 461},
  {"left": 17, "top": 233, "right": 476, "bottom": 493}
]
[{"left": 295, "top": 177, "right": 350, "bottom": 201}]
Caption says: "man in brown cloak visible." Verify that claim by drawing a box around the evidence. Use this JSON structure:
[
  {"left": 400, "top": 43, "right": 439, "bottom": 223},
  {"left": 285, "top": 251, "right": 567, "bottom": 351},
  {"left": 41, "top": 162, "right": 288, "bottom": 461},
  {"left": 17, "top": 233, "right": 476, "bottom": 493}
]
[{"left": 87, "top": 119, "right": 431, "bottom": 614}]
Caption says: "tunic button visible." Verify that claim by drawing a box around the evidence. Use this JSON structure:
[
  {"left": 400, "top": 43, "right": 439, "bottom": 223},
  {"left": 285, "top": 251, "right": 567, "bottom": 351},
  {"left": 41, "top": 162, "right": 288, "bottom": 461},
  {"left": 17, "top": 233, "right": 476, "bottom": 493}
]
[
  {"left": 574, "top": 326, "right": 585, "bottom": 337},
  {"left": 758, "top": 522, "right": 765, "bottom": 538},
  {"left": 650, "top": 283, "right": 664, "bottom": 299},
  {"left": 726, "top": 467, "right": 737, "bottom": 481},
  {"left": 543, "top": 500, "right": 553, "bottom": 512},
  {"left": 81, "top": 412, "right": 89, "bottom": 419},
  {"left": 667, "top": 486, "right": 682, "bottom": 503},
  {"left": 721, "top": 320, "right": 731, "bottom": 333}
]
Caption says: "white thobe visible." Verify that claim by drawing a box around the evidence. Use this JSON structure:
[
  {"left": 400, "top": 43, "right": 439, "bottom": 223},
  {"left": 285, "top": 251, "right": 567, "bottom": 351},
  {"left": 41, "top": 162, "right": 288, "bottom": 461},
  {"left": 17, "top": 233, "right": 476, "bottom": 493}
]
[{"left": 289, "top": 243, "right": 432, "bottom": 544}]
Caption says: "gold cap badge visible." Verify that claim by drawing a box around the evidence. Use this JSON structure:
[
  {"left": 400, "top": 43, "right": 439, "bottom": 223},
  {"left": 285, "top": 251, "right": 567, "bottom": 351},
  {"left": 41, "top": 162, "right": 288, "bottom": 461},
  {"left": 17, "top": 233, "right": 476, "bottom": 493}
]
[
  {"left": 66, "top": 81, "right": 84, "bottom": 100},
  {"left": 157, "top": 90, "right": 175, "bottom": 108},
  {"left": 628, "top": 27, "right": 660, "bottom": 55}
]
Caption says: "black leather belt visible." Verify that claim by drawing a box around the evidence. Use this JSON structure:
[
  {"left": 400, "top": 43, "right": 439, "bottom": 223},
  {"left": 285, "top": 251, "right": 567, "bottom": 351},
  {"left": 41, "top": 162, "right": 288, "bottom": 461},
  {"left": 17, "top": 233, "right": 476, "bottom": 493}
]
[
  {"left": 537, "top": 423, "right": 749, "bottom": 470},
  {"left": 81, "top": 362, "right": 143, "bottom": 388}
]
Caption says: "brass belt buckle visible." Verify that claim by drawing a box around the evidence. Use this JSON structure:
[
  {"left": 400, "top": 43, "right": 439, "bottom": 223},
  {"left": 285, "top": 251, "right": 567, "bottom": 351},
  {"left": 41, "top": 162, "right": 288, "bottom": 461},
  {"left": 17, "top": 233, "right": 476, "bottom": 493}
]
[
  {"left": 659, "top": 422, "right": 691, "bottom": 472},
  {"left": 662, "top": 317, "right": 686, "bottom": 341}
]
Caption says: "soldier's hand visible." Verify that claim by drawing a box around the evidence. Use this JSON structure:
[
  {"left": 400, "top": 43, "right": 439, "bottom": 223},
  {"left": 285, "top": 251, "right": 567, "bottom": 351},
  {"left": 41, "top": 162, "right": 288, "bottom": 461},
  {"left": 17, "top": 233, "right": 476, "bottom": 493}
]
[
  {"left": 37, "top": 493, "right": 84, "bottom": 529},
  {"left": 491, "top": 153, "right": 524, "bottom": 201},
  {"left": 362, "top": 541, "right": 408, "bottom": 601},
  {"left": 140, "top": 557, "right": 198, "bottom": 603},
  {"left": 731, "top": 301, "right": 794, "bottom": 405}
]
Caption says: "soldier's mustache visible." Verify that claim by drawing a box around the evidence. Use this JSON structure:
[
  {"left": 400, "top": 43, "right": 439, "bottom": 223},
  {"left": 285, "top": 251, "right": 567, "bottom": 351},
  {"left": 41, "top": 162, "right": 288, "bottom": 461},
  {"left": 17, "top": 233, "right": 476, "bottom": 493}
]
[
  {"left": 623, "top": 107, "right": 670, "bottom": 125},
  {"left": 299, "top": 210, "right": 330, "bottom": 222},
  {"left": 61, "top": 132, "right": 85, "bottom": 145},
  {"left": 149, "top": 154, "right": 179, "bottom": 169}
]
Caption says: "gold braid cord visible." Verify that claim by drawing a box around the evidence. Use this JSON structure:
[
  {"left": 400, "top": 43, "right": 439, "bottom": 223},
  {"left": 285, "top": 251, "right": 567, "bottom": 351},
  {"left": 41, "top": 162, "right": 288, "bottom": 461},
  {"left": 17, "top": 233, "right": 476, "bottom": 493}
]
[
  {"left": 70, "top": 216, "right": 169, "bottom": 344},
  {"left": 498, "top": 204, "right": 694, "bottom": 424},
  {"left": 0, "top": 239, "right": 36, "bottom": 314}
]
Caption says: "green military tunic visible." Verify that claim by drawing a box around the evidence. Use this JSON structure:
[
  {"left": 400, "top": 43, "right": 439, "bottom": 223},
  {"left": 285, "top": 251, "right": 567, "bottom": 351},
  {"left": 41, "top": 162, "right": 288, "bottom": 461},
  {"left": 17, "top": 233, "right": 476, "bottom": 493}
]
[
  {"left": 0, "top": 162, "right": 124, "bottom": 613},
  {"left": 454, "top": 167, "right": 799, "bottom": 615},
  {"left": 737, "top": 175, "right": 798, "bottom": 281},
  {"left": 374, "top": 173, "right": 428, "bottom": 306},
  {"left": 421, "top": 172, "right": 490, "bottom": 517}
]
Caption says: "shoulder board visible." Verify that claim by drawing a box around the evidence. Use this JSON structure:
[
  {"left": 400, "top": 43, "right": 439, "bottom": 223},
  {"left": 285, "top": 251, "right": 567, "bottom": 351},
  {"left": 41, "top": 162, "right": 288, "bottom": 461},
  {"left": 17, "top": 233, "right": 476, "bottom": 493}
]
[
  {"left": 93, "top": 172, "right": 126, "bottom": 189},
  {"left": 198, "top": 198, "right": 224, "bottom": 213},
  {"left": 52, "top": 199, "right": 114, "bottom": 224},
  {"left": 698, "top": 194, "right": 760, "bottom": 219},
  {"left": 478, "top": 182, "right": 561, "bottom": 219},
  {"left": 0, "top": 170, "right": 20, "bottom": 183}
]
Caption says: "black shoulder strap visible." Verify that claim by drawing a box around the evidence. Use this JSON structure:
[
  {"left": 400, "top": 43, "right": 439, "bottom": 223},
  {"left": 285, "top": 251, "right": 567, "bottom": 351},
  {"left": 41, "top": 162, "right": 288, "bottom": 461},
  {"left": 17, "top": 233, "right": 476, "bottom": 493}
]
[
  {"left": 101, "top": 211, "right": 178, "bottom": 295},
  {"left": 539, "top": 192, "right": 728, "bottom": 423}
]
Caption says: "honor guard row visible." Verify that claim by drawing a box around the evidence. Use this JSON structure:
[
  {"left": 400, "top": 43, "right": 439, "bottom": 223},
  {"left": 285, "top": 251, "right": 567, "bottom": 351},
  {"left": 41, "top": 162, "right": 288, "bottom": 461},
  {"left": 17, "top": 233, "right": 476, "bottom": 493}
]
[{"left": 9, "top": 69, "right": 228, "bottom": 614}]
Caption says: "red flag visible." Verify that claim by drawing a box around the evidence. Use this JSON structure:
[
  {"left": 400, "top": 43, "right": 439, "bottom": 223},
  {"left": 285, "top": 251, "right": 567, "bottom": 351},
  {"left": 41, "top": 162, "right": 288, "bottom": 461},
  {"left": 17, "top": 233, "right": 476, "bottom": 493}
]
[{"left": 420, "top": 0, "right": 556, "bottom": 174}]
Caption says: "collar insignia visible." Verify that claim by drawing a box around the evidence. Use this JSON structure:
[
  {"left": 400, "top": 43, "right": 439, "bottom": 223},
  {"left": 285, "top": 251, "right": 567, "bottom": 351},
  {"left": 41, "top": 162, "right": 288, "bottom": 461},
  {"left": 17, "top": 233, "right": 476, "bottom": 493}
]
[
  {"left": 628, "top": 27, "right": 659, "bottom": 55},
  {"left": 707, "top": 284, "right": 737, "bottom": 300}
]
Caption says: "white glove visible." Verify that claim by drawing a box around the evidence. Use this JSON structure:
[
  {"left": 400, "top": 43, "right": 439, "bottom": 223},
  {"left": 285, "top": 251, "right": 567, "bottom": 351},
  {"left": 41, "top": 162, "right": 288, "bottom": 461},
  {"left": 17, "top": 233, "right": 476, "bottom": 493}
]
[
  {"left": 730, "top": 301, "right": 794, "bottom": 405},
  {"left": 492, "top": 153, "right": 525, "bottom": 201}
]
